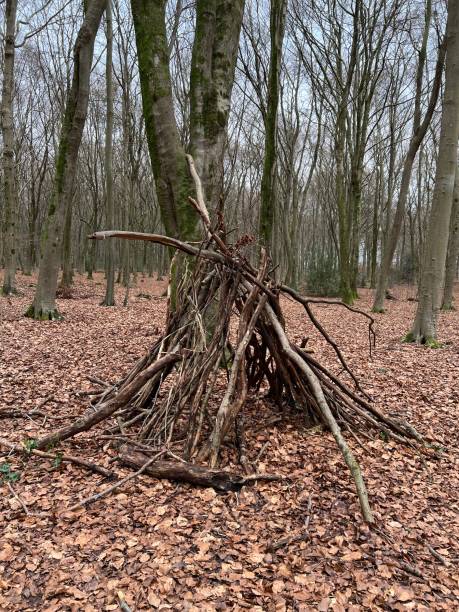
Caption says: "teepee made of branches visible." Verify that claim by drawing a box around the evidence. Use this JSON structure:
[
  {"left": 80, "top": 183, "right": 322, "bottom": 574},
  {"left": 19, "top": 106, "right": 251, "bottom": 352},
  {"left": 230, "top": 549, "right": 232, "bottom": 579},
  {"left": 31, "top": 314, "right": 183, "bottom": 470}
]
[{"left": 35, "top": 157, "right": 423, "bottom": 522}]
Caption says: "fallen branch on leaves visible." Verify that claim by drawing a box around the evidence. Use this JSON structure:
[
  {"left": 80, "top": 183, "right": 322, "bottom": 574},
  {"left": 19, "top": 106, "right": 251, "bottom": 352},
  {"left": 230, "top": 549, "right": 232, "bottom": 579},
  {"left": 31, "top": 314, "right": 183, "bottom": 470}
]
[
  {"left": 63, "top": 446, "right": 281, "bottom": 514},
  {"left": 0, "top": 437, "right": 115, "bottom": 479},
  {"left": 267, "top": 494, "right": 313, "bottom": 552},
  {"left": 118, "top": 446, "right": 282, "bottom": 492}
]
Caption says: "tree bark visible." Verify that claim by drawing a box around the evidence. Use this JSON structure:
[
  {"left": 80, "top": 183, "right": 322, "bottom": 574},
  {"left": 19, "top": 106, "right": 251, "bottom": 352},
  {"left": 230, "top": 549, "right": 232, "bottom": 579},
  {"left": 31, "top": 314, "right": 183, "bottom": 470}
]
[
  {"left": 259, "top": 0, "right": 287, "bottom": 249},
  {"left": 408, "top": 0, "right": 459, "bottom": 343},
  {"left": 189, "top": 0, "right": 245, "bottom": 212},
  {"left": 130, "top": 0, "right": 196, "bottom": 240},
  {"left": 1, "top": 0, "right": 18, "bottom": 295},
  {"left": 372, "top": 0, "right": 445, "bottom": 312},
  {"left": 25, "top": 0, "right": 107, "bottom": 319},
  {"left": 59, "top": 200, "right": 74, "bottom": 293},
  {"left": 102, "top": 0, "right": 115, "bottom": 306},
  {"left": 442, "top": 154, "right": 459, "bottom": 310}
]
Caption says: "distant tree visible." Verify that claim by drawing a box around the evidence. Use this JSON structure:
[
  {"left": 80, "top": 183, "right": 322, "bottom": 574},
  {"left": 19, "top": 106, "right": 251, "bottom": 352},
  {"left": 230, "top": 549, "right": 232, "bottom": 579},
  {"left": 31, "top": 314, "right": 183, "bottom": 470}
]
[
  {"left": 372, "top": 0, "right": 446, "bottom": 313},
  {"left": 26, "top": 0, "right": 107, "bottom": 319},
  {"left": 102, "top": 0, "right": 115, "bottom": 306}
]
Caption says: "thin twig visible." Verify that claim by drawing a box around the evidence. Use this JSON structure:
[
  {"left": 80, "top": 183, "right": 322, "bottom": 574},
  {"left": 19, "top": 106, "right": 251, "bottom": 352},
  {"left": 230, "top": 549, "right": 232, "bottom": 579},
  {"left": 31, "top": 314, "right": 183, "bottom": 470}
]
[
  {"left": 255, "top": 441, "right": 270, "bottom": 463},
  {"left": 0, "top": 438, "right": 115, "bottom": 479},
  {"left": 7, "top": 481, "right": 31, "bottom": 515},
  {"left": 64, "top": 451, "right": 166, "bottom": 514},
  {"left": 267, "top": 494, "right": 313, "bottom": 552},
  {"left": 426, "top": 543, "right": 449, "bottom": 566}
]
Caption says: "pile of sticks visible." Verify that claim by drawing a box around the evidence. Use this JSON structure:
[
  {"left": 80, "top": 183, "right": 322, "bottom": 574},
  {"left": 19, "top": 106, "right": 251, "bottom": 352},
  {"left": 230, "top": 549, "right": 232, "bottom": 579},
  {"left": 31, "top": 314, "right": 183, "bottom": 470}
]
[{"left": 34, "top": 157, "right": 423, "bottom": 522}]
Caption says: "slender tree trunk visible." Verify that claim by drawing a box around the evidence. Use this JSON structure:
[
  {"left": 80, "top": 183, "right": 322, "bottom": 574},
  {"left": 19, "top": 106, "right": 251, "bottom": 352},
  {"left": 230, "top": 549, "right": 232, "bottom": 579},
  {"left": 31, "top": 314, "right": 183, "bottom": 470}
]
[
  {"left": 408, "top": 0, "right": 459, "bottom": 343},
  {"left": 259, "top": 0, "right": 287, "bottom": 249},
  {"left": 370, "top": 164, "right": 381, "bottom": 288},
  {"left": 59, "top": 201, "right": 74, "bottom": 293},
  {"left": 336, "top": 122, "right": 353, "bottom": 304},
  {"left": 25, "top": 0, "right": 107, "bottom": 319},
  {"left": 102, "top": 0, "right": 115, "bottom": 306},
  {"left": 442, "top": 154, "right": 459, "bottom": 309},
  {"left": 1, "top": 0, "right": 18, "bottom": 295},
  {"left": 349, "top": 163, "right": 363, "bottom": 297},
  {"left": 372, "top": 0, "right": 445, "bottom": 312}
]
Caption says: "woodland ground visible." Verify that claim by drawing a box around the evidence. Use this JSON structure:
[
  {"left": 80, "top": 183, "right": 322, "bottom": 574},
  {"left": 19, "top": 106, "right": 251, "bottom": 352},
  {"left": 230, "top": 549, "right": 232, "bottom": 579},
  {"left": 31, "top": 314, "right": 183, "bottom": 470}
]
[{"left": 0, "top": 272, "right": 458, "bottom": 611}]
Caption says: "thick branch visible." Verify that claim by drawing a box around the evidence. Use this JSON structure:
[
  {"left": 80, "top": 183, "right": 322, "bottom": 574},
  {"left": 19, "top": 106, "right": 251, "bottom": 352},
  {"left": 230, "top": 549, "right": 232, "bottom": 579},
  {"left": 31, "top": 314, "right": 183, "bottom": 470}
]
[{"left": 35, "top": 352, "right": 182, "bottom": 450}]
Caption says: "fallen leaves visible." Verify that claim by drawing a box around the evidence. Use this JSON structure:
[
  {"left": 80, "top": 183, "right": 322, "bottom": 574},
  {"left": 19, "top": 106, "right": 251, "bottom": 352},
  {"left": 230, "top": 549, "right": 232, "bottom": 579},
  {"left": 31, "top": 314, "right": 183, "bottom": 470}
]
[{"left": 1, "top": 275, "right": 459, "bottom": 609}]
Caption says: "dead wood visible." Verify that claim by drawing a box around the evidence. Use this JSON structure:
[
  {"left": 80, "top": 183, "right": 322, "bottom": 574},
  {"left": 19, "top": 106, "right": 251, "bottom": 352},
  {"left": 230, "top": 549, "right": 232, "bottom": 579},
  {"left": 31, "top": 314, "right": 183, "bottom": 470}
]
[
  {"left": 118, "top": 446, "right": 278, "bottom": 492},
  {"left": 65, "top": 450, "right": 166, "bottom": 513},
  {"left": 0, "top": 437, "right": 115, "bottom": 479},
  {"left": 267, "top": 494, "right": 313, "bottom": 552},
  {"left": 35, "top": 352, "right": 182, "bottom": 450}
]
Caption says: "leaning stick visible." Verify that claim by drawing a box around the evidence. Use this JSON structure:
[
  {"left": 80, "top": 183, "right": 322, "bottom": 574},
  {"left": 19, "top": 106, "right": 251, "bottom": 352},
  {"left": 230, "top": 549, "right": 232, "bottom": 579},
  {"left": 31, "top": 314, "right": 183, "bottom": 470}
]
[
  {"left": 185, "top": 154, "right": 211, "bottom": 228},
  {"left": 90, "top": 230, "right": 222, "bottom": 262},
  {"left": 264, "top": 303, "right": 374, "bottom": 523},
  {"left": 34, "top": 352, "right": 183, "bottom": 450},
  {"left": 281, "top": 285, "right": 375, "bottom": 391},
  {"left": 90, "top": 230, "right": 276, "bottom": 300}
]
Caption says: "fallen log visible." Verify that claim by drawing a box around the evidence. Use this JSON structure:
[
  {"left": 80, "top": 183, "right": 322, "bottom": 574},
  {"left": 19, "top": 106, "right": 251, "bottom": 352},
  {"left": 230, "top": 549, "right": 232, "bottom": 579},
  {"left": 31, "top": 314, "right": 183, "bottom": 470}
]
[{"left": 118, "top": 446, "right": 280, "bottom": 492}]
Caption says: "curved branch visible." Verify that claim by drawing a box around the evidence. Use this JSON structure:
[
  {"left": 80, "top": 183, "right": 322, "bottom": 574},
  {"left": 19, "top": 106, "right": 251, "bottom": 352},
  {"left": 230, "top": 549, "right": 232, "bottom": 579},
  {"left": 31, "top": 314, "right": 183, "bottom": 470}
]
[
  {"left": 281, "top": 285, "right": 375, "bottom": 396},
  {"left": 89, "top": 230, "right": 224, "bottom": 263},
  {"left": 90, "top": 230, "right": 276, "bottom": 299}
]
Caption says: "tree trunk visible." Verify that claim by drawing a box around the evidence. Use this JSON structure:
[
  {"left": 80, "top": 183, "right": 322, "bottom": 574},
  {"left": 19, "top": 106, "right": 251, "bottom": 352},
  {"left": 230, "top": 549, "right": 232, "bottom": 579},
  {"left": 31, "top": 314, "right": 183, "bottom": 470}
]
[
  {"left": 25, "top": 0, "right": 107, "bottom": 319},
  {"left": 189, "top": 0, "right": 245, "bottom": 212},
  {"left": 130, "top": 0, "right": 195, "bottom": 241},
  {"left": 259, "top": 0, "right": 287, "bottom": 249},
  {"left": 372, "top": 0, "right": 445, "bottom": 312},
  {"left": 408, "top": 0, "right": 459, "bottom": 343},
  {"left": 59, "top": 201, "right": 74, "bottom": 294},
  {"left": 442, "top": 154, "right": 459, "bottom": 310},
  {"left": 1, "top": 0, "right": 18, "bottom": 295},
  {"left": 102, "top": 0, "right": 115, "bottom": 306}
]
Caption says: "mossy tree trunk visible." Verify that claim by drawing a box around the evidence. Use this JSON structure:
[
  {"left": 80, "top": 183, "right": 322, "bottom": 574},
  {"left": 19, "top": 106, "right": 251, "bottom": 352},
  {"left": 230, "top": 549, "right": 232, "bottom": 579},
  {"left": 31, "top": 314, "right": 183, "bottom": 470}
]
[
  {"left": 189, "top": 0, "right": 245, "bottom": 213},
  {"left": 59, "top": 201, "right": 74, "bottom": 293},
  {"left": 259, "top": 0, "right": 287, "bottom": 250},
  {"left": 408, "top": 0, "right": 459, "bottom": 344},
  {"left": 26, "top": 0, "right": 107, "bottom": 320},
  {"left": 1, "top": 0, "right": 18, "bottom": 296},
  {"left": 131, "top": 0, "right": 245, "bottom": 244},
  {"left": 130, "top": 0, "right": 196, "bottom": 241}
]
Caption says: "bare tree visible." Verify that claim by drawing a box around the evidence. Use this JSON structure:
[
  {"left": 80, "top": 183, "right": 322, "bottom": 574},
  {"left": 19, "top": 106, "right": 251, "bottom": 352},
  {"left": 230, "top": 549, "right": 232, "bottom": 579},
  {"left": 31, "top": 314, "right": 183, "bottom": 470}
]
[
  {"left": 102, "top": 0, "right": 115, "bottom": 306},
  {"left": 26, "top": 0, "right": 107, "bottom": 319},
  {"left": 372, "top": 0, "right": 446, "bottom": 312},
  {"left": 259, "top": 0, "right": 287, "bottom": 249},
  {"left": 407, "top": 0, "right": 459, "bottom": 344}
]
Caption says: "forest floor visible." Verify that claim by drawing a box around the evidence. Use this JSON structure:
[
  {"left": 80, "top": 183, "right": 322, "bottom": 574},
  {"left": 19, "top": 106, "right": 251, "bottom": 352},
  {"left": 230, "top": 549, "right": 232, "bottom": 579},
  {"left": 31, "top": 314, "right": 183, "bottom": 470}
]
[{"left": 0, "top": 272, "right": 458, "bottom": 611}]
